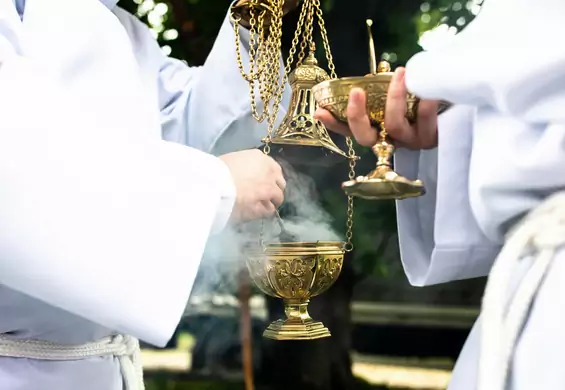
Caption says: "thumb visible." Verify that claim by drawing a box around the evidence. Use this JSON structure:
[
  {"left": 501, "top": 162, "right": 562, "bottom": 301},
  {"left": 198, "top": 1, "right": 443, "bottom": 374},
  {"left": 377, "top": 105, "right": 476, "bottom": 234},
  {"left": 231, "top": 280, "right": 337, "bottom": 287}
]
[
  {"left": 346, "top": 88, "right": 378, "bottom": 147},
  {"left": 384, "top": 68, "right": 415, "bottom": 145}
]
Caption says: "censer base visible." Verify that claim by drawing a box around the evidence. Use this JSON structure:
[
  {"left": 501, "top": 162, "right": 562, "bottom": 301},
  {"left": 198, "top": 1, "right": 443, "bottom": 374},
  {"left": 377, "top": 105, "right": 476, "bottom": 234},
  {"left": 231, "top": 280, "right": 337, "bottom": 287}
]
[
  {"left": 263, "top": 318, "right": 331, "bottom": 340},
  {"left": 342, "top": 166, "right": 425, "bottom": 200},
  {"left": 246, "top": 244, "right": 345, "bottom": 341}
]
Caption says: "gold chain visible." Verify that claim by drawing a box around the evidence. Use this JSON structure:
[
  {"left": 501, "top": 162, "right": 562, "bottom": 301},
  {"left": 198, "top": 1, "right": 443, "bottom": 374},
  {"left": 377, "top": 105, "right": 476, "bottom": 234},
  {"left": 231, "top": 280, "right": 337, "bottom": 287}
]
[
  {"left": 308, "top": 0, "right": 356, "bottom": 251},
  {"left": 344, "top": 137, "right": 356, "bottom": 252},
  {"left": 297, "top": 0, "right": 315, "bottom": 65},
  {"left": 312, "top": 0, "right": 336, "bottom": 79},
  {"left": 285, "top": 1, "right": 308, "bottom": 74},
  {"left": 231, "top": 0, "right": 356, "bottom": 251},
  {"left": 231, "top": 1, "right": 285, "bottom": 125}
]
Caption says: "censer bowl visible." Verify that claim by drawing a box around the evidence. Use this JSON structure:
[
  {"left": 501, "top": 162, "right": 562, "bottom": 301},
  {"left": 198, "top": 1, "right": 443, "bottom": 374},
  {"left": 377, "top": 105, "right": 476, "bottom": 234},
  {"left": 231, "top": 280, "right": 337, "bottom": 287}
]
[
  {"left": 311, "top": 74, "right": 451, "bottom": 126},
  {"left": 245, "top": 241, "right": 345, "bottom": 340}
]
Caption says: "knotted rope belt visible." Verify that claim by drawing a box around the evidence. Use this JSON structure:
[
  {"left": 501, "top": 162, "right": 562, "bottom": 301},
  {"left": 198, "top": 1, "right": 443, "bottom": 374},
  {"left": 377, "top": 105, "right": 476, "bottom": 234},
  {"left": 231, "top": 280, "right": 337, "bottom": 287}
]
[
  {"left": 478, "top": 192, "right": 565, "bottom": 390},
  {"left": 0, "top": 334, "right": 144, "bottom": 390}
]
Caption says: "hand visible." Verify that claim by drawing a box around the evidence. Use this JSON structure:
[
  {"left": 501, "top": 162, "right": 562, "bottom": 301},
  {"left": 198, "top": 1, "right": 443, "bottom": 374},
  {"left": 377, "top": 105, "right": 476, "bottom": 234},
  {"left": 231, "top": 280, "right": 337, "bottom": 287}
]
[
  {"left": 220, "top": 149, "right": 286, "bottom": 224},
  {"left": 315, "top": 68, "right": 439, "bottom": 150}
]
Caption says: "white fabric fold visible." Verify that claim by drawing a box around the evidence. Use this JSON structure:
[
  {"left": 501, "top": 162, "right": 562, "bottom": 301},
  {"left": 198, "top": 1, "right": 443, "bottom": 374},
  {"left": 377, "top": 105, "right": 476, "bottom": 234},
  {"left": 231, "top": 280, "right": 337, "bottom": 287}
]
[{"left": 406, "top": 0, "right": 565, "bottom": 124}]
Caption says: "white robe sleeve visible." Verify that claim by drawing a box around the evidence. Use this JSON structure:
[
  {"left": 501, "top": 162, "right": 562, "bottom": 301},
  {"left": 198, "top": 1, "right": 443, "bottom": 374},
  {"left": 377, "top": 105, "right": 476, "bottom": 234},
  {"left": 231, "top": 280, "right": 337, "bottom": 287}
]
[
  {"left": 404, "top": 0, "right": 565, "bottom": 125},
  {"left": 0, "top": 0, "right": 232, "bottom": 347},
  {"left": 394, "top": 105, "right": 501, "bottom": 286},
  {"left": 155, "top": 11, "right": 291, "bottom": 156},
  {"left": 397, "top": 0, "right": 565, "bottom": 287},
  {"left": 114, "top": 6, "right": 290, "bottom": 231}
]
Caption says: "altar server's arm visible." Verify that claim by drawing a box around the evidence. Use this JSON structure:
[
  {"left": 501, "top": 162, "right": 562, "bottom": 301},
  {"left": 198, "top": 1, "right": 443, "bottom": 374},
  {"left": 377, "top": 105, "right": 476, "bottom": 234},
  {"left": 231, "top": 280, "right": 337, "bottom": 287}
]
[
  {"left": 0, "top": 6, "right": 231, "bottom": 348},
  {"left": 398, "top": 0, "right": 565, "bottom": 287},
  {"left": 394, "top": 105, "right": 501, "bottom": 286},
  {"left": 115, "top": 7, "right": 290, "bottom": 156}
]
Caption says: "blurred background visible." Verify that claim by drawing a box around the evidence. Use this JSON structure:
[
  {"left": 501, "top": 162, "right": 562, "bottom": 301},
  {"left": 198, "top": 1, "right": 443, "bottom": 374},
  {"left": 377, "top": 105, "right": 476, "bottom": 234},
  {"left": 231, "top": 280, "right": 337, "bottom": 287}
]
[{"left": 117, "top": 0, "right": 486, "bottom": 389}]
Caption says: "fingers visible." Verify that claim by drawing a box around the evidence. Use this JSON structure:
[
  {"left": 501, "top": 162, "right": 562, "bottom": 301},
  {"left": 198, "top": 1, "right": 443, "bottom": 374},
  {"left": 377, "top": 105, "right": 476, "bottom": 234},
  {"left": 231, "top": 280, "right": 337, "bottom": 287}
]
[
  {"left": 246, "top": 186, "right": 282, "bottom": 221},
  {"left": 315, "top": 91, "right": 379, "bottom": 147},
  {"left": 416, "top": 99, "right": 439, "bottom": 149},
  {"left": 268, "top": 158, "right": 287, "bottom": 191},
  {"left": 270, "top": 188, "right": 284, "bottom": 209},
  {"left": 276, "top": 176, "right": 287, "bottom": 191},
  {"left": 384, "top": 68, "right": 414, "bottom": 145},
  {"left": 346, "top": 88, "right": 378, "bottom": 147},
  {"left": 258, "top": 185, "right": 283, "bottom": 220},
  {"left": 315, "top": 67, "right": 437, "bottom": 151},
  {"left": 315, "top": 108, "right": 352, "bottom": 137},
  {"left": 268, "top": 159, "right": 285, "bottom": 211},
  {"left": 270, "top": 171, "right": 285, "bottom": 208},
  {"left": 254, "top": 201, "right": 276, "bottom": 220}
]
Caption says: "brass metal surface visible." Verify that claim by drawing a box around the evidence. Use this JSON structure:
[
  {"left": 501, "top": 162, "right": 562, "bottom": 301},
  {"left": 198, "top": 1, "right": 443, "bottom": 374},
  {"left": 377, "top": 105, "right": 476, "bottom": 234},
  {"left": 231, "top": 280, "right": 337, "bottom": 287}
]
[
  {"left": 313, "top": 58, "right": 426, "bottom": 200},
  {"left": 268, "top": 52, "right": 349, "bottom": 158},
  {"left": 312, "top": 73, "right": 451, "bottom": 125},
  {"left": 342, "top": 142, "right": 425, "bottom": 200},
  {"left": 233, "top": 0, "right": 357, "bottom": 342},
  {"left": 312, "top": 73, "right": 420, "bottom": 125},
  {"left": 312, "top": 19, "right": 435, "bottom": 200},
  {"left": 246, "top": 241, "right": 345, "bottom": 340}
]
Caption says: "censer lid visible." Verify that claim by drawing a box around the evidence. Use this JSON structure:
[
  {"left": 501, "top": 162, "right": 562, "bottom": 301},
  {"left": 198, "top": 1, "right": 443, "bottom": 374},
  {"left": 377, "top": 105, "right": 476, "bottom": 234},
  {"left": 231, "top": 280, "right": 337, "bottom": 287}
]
[
  {"left": 289, "top": 51, "right": 330, "bottom": 85},
  {"left": 303, "top": 51, "right": 319, "bottom": 66}
]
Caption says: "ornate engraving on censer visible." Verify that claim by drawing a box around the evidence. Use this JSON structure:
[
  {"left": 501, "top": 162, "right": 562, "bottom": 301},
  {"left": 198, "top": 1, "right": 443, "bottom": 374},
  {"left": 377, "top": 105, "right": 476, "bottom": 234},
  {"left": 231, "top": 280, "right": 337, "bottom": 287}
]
[
  {"left": 268, "top": 53, "right": 349, "bottom": 158},
  {"left": 316, "top": 257, "right": 343, "bottom": 292},
  {"left": 245, "top": 242, "right": 345, "bottom": 340},
  {"left": 312, "top": 19, "right": 451, "bottom": 201},
  {"left": 273, "top": 257, "right": 316, "bottom": 298},
  {"left": 313, "top": 75, "right": 420, "bottom": 126}
]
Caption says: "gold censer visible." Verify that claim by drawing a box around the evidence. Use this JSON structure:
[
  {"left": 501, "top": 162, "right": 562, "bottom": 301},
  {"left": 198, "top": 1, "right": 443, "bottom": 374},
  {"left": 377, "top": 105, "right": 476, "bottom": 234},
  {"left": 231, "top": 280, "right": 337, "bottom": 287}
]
[
  {"left": 231, "top": 0, "right": 356, "bottom": 340},
  {"left": 312, "top": 20, "right": 451, "bottom": 200},
  {"left": 246, "top": 241, "right": 344, "bottom": 340}
]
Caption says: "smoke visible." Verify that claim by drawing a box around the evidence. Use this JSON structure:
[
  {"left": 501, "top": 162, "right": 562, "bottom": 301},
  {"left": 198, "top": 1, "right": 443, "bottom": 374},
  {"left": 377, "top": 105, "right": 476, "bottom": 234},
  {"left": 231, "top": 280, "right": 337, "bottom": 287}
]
[
  {"left": 272, "top": 159, "right": 340, "bottom": 242},
  {"left": 186, "top": 158, "right": 341, "bottom": 301}
]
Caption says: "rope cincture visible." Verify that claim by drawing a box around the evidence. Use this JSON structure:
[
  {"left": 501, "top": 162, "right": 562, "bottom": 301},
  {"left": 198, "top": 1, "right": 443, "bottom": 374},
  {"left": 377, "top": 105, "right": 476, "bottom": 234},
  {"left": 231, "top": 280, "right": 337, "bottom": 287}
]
[
  {"left": 0, "top": 333, "right": 145, "bottom": 390},
  {"left": 478, "top": 192, "right": 565, "bottom": 390}
]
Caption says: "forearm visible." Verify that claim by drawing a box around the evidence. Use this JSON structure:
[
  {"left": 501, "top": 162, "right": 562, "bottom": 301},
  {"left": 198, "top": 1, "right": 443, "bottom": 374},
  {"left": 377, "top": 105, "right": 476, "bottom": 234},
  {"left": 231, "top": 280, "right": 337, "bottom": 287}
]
[{"left": 0, "top": 53, "right": 225, "bottom": 348}]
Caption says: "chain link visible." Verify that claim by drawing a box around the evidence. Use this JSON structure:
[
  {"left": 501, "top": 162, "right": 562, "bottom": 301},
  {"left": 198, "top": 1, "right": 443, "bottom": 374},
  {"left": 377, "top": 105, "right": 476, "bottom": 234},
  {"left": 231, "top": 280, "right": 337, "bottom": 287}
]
[
  {"left": 284, "top": 1, "right": 308, "bottom": 75},
  {"left": 312, "top": 0, "right": 337, "bottom": 79},
  {"left": 297, "top": 0, "right": 315, "bottom": 65},
  {"left": 344, "top": 136, "right": 356, "bottom": 252},
  {"left": 231, "top": 1, "right": 286, "bottom": 125},
  {"left": 310, "top": 0, "right": 356, "bottom": 250},
  {"left": 231, "top": 0, "right": 356, "bottom": 250}
]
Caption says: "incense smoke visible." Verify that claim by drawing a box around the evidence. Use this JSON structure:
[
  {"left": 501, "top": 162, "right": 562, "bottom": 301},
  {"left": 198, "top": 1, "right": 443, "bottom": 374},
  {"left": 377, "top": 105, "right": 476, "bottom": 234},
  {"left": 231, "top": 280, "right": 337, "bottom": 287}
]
[{"left": 186, "top": 158, "right": 341, "bottom": 300}]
